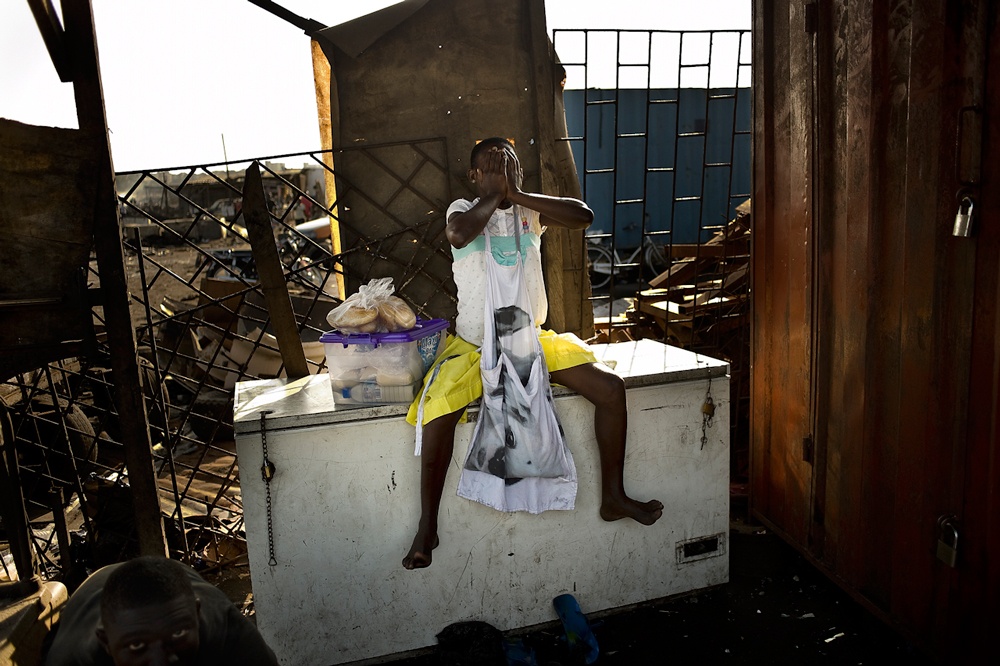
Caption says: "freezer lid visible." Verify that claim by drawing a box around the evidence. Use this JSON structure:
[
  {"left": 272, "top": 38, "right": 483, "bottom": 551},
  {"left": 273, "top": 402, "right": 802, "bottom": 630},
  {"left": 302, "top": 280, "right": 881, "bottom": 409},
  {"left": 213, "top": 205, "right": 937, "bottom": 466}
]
[{"left": 233, "top": 340, "right": 728, "bottom": 436}]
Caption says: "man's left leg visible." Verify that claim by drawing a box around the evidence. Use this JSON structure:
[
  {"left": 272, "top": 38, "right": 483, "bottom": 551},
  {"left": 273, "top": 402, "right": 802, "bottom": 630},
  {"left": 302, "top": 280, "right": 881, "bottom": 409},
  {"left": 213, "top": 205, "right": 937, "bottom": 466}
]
[{"left": 549, "top": 363, "right": 663, "bottom": 525}]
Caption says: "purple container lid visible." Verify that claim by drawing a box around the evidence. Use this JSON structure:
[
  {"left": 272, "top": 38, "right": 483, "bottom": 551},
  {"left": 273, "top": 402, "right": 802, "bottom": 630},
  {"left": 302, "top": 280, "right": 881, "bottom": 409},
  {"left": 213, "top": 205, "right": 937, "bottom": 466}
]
[{"left": 320, "top": 317, "right": 449, "bottom": 347}]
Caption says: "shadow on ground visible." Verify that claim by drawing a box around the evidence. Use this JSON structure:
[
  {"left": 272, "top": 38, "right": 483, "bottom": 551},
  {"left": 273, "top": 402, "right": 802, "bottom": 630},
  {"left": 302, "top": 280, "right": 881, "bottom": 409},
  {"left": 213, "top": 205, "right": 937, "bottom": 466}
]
[{"left": 387, "top": 524, "right": 939, "bottom": 666}]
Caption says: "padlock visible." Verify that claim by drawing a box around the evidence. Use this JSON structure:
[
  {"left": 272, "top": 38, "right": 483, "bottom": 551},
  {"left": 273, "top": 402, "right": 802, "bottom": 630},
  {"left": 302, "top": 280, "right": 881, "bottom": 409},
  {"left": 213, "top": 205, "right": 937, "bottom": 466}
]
[
  {"left": 936, "top": 515, "right": 959, "bottom": 568},
  {"left": 953, "top": 197, "right": 974, "bottom": 237},
  {"left": 701, "top": 396, "right": 716, "bottom": 417},
  {"left": 261, "top": 459, "right": 276, "bottom": 482}
]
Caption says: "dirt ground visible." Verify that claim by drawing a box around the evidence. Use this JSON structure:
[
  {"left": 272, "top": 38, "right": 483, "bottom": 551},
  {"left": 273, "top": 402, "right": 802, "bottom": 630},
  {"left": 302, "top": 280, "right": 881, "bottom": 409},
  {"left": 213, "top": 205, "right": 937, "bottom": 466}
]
[{"left": 122, "top": 234, "right": 251, "bottom": 324}]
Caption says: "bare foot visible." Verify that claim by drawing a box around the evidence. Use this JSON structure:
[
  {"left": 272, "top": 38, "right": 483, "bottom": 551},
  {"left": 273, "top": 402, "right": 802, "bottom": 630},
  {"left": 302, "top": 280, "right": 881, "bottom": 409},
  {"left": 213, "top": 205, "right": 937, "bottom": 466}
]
[
  {"left": 600, "top": 497, "right": 664, "bottom": 525},
  {"left": 402, "top": 531, "right": 440, "bottom": 570}
]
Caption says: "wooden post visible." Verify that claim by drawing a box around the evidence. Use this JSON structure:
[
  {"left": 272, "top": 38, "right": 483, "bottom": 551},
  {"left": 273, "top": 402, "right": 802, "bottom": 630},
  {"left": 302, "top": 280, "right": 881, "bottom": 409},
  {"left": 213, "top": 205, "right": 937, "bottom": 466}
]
[
  {"left": 63, "top": 0, "right": 166, "bottom": 556},
  {"left": 242, "top": 163, "right": 311, "bottom": 379},
  {"left": 524, "top": 0, "right": 593, "bottom": 339}
]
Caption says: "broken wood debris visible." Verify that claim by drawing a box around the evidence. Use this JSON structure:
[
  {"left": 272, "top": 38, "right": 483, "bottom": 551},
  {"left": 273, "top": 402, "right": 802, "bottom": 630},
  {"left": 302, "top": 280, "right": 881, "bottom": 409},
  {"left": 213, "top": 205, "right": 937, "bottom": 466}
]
[{"left": 630, "top": 199, "right": 751, "bottom": 357}]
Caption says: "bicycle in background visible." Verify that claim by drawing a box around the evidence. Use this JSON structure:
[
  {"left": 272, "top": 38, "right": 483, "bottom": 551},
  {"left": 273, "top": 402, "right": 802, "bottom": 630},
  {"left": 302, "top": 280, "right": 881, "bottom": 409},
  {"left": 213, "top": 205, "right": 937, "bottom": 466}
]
[
  {"left": 194, "top": 220, "right": 337, "bottom": 295},
  {"left": 587, "top": 235, "right": 670, "bottom": 290}
]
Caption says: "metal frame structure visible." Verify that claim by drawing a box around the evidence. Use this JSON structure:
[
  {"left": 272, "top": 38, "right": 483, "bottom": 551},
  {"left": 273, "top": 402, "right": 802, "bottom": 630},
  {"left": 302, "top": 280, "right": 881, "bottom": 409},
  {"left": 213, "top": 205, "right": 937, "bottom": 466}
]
[{"left": 554, "top": 28, "right": 752, "bottom": 480}]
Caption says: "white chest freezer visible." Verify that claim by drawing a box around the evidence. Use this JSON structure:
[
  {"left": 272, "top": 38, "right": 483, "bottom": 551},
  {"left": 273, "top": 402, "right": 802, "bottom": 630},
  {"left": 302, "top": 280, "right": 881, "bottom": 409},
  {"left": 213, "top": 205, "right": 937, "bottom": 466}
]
[{"left": 233, "top": 340, "right": 730, "bottom": 665}]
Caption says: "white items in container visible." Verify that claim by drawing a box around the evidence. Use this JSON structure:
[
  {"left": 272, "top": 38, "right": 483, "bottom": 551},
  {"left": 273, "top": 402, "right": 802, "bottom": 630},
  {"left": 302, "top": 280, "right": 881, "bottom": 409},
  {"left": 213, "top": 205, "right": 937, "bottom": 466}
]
[{"left": 320, "top": 318, "right": 448, "bottom": 405}]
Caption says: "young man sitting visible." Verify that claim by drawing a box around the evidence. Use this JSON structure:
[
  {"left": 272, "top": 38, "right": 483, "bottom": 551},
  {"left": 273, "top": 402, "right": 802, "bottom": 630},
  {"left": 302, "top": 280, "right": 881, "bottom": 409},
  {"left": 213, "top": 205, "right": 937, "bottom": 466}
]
[{"left": 403, "top": 137, "right": 663, "bottom": 570}]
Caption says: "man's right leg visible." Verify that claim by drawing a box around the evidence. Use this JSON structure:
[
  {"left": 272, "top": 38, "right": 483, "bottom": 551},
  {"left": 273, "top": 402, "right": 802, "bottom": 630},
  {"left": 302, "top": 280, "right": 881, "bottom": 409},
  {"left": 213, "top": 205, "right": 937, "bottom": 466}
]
[{"left": 402, "top": 408, "right": 464, "bottom": 570}]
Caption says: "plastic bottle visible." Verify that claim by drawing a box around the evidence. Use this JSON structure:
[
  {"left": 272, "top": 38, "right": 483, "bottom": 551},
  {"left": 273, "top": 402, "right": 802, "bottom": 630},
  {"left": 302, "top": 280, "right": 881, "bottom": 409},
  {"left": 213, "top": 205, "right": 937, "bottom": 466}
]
[{"left": 342, "top": 382, "right": 415, "bottom": 403}]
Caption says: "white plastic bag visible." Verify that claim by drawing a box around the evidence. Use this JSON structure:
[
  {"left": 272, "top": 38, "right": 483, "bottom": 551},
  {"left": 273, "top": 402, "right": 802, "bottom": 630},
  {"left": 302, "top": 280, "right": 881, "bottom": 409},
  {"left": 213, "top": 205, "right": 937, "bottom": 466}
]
[{"left": 457, "top": 209, "right": 577, "bottom": 513}]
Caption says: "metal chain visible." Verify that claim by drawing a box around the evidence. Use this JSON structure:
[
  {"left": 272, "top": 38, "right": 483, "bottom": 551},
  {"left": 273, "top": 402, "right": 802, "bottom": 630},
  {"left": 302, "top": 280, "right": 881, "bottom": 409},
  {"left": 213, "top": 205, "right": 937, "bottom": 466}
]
[
  {"left": 260, "top": 410, "right": 277, "bottom": 566},
  {"left": 701, "top": 375, "right": 715, "bottom": 450}
]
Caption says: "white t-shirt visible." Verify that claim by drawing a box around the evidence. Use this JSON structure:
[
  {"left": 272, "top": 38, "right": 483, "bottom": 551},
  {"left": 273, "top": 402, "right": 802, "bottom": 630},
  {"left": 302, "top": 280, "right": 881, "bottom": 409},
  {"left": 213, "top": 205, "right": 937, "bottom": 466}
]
[{"left": 448, "top": 198, "right": 547, "bottom": 347}]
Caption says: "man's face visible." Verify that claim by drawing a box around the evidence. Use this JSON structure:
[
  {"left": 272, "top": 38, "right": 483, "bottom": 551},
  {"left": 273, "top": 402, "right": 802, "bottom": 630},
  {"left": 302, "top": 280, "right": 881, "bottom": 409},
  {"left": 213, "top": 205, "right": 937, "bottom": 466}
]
[
  {"left": 471, "top": 142, "right": 521, "bottom": 196},
  {"left": 97, "top": 596, "right": 201, "bottom": 666}
]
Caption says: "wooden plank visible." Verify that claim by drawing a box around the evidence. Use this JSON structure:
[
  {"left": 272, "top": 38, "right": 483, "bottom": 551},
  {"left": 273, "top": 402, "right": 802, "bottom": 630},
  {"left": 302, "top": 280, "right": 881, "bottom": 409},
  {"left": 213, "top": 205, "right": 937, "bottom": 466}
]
[
  {"left": 664, "top": 241, "right": 750, "bottom": 258},
  {"left": 636, "top": 293, "right": 690, "bottom": 325},
  {"left": 755, "top": 0, "right": 997, "bottom": 658},
  {"left": 855, "top": 0, "right": 906, "bottom": 613},
  {"left": 750, "top": 0, "right": 777, "bottom": 522},
  {"left": 917, "top": 0, "right": 988, "bottom": 651},
  {"left": 805, "top": 0, "right": 835, "bottom": 561},
  {"left": 309, "top": 39, "right": 346, "bottom": 301},
  {"left": 825, "top": 0, "right": 873, "bottom": 588},
  {"left": 809, "top": 0, "right": 851, "bottom": 581},
  {"left": 650, "top": 256, "right": 733, "bottom": 289},
  {"left": 633, "top": 298, "right": 693, "bottom": 346},
  {"left": 648, "top": 220, "right": 750, "bottom": 288},
  {"left": 768, "top": 0, "right": 793, "bottom": 532},
  {"left": 749, "top": 0, "right": 813, "bottom": 545},
  {"left": 886, "top": 0, "right": 957, "bottom": 645},
  {"left": 526, "top": 0, "right": 590, "bottom": 338},
  {"left": 62, "top": 0, "right": 166, "bottom": 556},
  {"left": 780, "top": 0, "right": 814, "bottom": 546},
  {"left": 26, "top": 0, "right": 72, "bottom": 82},
  {"left": 242, "top": 162, "right": 310, "bottom": 379}
]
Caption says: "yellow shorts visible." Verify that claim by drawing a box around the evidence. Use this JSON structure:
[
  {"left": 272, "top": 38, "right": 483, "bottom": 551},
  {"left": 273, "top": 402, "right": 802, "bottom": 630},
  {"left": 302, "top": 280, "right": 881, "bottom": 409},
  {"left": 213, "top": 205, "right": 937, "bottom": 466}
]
[{"left": 405, "top": 329, "right": 597, "bottom": 426}]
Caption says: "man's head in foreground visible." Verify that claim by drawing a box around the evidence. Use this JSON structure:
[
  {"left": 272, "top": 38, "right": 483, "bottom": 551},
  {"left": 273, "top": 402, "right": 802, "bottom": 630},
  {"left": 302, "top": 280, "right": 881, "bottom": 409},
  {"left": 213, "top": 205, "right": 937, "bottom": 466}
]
[{"left": 96, "top": 557, "right": 201, "bottom": 666}]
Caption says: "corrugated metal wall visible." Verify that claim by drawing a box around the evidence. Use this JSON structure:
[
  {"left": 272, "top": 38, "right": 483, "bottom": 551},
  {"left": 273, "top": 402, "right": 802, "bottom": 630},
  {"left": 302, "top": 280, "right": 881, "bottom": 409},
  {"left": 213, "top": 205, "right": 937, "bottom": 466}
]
[
  {"left": 564, "top": 88, "right": 752, "bottom": 246},
  {"left": 752, "top": 1, "right": 999, "bottom": 662}
]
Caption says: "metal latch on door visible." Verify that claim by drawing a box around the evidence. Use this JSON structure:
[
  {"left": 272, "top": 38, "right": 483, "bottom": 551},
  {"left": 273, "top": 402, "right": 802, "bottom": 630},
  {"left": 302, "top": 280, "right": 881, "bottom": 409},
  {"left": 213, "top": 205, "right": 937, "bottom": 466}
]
[
  {"left": 936, "top": 514, "right": 960, "bottom": 568},
  {"left": 953, "top": 197, "right": 975, "bottom": 237}
]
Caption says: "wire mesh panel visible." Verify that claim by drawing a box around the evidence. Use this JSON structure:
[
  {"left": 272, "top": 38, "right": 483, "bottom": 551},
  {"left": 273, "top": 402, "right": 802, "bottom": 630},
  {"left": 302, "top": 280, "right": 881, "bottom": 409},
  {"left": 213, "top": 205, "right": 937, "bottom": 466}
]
[
  {"left": 554, "top": 28, "right": 752, "bottom": 483},
  {"left": 331, "top": 139, "right": 457, "bottom": 321},
  {"left": 0, "top": 143, "right": 453, "bottom": 584}
]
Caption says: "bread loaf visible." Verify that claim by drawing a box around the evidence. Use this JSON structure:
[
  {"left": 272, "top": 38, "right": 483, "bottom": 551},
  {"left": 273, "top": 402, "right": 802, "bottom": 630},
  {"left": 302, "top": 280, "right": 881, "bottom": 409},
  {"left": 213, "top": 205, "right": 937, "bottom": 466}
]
[
  {"left": 378, "top": 296, "right": 417, "bottom": 331},
  {"left": 326, "top": 282, "right": 415, "bottom": 333},
  {"left": 353, "top": 316, "right": 380, "bottom": 333},
  {"left": 326, "top": 299, "right": 379, "bottom": 333}
]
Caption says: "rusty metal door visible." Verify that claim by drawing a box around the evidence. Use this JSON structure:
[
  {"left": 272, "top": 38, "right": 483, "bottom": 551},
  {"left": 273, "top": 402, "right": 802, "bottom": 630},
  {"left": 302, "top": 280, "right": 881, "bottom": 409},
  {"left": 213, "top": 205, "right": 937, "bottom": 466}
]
[{"left": 751, "top": 1, "right": 998, "bottom": 661}]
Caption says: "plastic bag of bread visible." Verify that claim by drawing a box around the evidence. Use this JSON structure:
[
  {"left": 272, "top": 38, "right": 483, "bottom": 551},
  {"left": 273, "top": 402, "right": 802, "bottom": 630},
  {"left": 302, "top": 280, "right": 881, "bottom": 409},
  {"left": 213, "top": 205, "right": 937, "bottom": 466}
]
[
  {"left": 379, "top": 294, "right": 417, "bottom": 331},
  {"left": 325, "top": 277, "right": 417, "bottom": 333}
]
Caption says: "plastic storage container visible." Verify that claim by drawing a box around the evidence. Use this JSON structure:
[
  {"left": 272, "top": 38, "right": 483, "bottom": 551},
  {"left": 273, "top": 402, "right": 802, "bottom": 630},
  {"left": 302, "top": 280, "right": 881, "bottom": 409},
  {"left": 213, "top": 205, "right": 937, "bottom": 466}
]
[{"left": 320, "top": 318, "right": 448, "bottom": 405}]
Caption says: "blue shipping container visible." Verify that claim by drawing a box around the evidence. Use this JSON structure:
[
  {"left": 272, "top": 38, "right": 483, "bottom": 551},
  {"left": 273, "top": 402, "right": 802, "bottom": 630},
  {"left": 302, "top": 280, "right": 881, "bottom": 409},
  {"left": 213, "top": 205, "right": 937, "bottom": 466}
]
[{"left": 564, "top": 88, "right": 751, "bottom": 247}]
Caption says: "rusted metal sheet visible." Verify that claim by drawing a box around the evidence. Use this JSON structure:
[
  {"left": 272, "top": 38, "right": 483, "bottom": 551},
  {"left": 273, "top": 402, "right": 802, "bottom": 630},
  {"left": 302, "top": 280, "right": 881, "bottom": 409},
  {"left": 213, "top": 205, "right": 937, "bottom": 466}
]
[
  {"left": 752, "top": 0, "right": 998, "bottom": 661},
  {"left": 0, "top": 120, "right": 99, "bottom": 379},
  {"left": 312, "top": 0, "right": 592, "bottom": 337}
]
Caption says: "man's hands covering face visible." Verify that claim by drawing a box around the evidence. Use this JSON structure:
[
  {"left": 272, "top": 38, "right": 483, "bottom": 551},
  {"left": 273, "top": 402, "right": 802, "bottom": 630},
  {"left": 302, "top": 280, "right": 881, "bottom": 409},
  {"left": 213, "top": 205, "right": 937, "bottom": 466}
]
[{"left": 475, "top": 146, "right": 522, "bottom": 200}]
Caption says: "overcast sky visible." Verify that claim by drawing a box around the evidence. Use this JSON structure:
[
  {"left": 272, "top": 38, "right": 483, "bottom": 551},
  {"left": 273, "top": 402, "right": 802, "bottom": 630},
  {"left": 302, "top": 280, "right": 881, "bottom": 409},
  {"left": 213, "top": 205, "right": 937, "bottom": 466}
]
[{"left": 1, "top": 1, "right": 751, "bottom": 171}]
